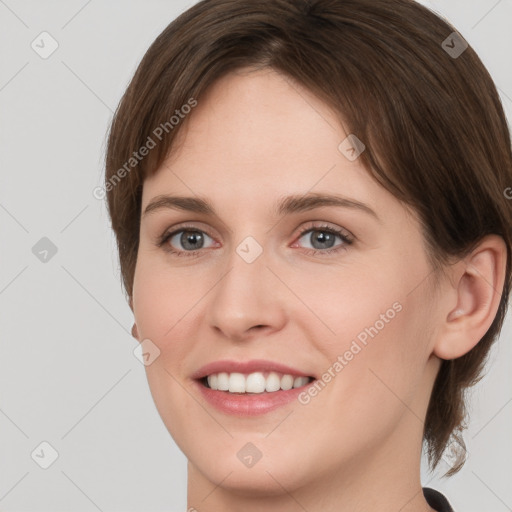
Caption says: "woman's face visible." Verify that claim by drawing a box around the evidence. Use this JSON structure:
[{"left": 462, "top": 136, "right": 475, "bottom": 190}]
[{"left": 132, "top": 68, "right": 442, "bottom": 496}]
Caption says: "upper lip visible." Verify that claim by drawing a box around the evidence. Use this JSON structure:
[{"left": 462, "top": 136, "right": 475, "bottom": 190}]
[{"left": 191, "top": 359, "right": 315, "bottom": 380}]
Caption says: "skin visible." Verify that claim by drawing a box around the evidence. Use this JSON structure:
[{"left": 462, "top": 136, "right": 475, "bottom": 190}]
[{"left": 130, "top": 67, "right": 506, "bottom": 512}]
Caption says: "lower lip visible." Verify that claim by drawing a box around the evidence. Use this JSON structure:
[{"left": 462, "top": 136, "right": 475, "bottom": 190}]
[{"left": 193, "top": 379, "right": 315, "bottom": 416}]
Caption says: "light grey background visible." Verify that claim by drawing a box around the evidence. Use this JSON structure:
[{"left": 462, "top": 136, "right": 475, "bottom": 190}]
[{"left": 0, "top": 1, "right": 510, "bottom": 511}]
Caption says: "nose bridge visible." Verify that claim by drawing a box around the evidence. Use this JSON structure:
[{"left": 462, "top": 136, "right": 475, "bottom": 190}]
[{"left": 206, "top": 238, "right": 285, "bottom": 338}]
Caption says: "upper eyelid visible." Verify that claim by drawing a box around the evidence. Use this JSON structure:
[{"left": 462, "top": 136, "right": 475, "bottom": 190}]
[{"left": 163, "top": 220, "right": 351, "bottom": 236}]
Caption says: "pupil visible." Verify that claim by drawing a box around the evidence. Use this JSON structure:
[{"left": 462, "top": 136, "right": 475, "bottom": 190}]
[
  {"left": 182, "top": 231, "right": 203, "bottom": 250},
  {"left": 312, "top": 231, "right": 334, "bottom": 249}
]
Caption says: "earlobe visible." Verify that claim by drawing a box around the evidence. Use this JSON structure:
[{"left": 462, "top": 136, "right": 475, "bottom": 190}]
[{"left": 433, "top": 235, "right": 507, "bottom": 360}]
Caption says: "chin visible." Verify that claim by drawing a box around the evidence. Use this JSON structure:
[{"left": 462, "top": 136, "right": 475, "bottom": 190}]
[{"left": 192, "top": 453, "right": 309, "bottom": 497}]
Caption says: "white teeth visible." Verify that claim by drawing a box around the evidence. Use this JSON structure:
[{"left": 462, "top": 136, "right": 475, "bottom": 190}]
[
  {"left": 216, "top": 372, "right": 229, "bottom": 391},
  {"left": 205, "top": 371, "right": 311, "bottom": 393},
  {"left": 228, "top": 373, "right": 246, "bottom": 393},
  {"left": 208, "top": 374, "right": 218, "bottom": 390},
  {"left": 293, "top": 376, "right": 305, "bottom": 388},
  {"left": 281, "top": 374, "right": 294, "bottom": 390},
  {"left": 246, "top": 372, "right": 266, "bottom": 393},
  {"left": 265, "top": 372, "right": 281, "bottom": 392}
]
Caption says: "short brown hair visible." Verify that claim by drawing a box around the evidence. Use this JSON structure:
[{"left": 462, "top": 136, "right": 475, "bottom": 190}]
[{"left": 104, "top": 0, "right": 512, "bottom": 475}]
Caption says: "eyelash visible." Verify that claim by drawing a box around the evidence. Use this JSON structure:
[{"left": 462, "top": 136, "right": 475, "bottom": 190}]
[{"left": 156, "top": 223, "right": 354, "bottom": 258}]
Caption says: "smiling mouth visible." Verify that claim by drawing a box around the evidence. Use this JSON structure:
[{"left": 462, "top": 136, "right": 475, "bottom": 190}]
[{"left": 199, "top": 371, "right": 315, "bottom": 394}]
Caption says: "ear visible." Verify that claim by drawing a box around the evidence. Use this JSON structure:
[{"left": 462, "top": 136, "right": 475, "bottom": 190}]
[
  {"left": 129, "top": 296, "right": 140, "bottom": 341},
  {"left": 433, "top": 234, "right": 507, "bottom": 360},
  {"left": 131, "top": 323, "right": 140, "bottom": 341}
]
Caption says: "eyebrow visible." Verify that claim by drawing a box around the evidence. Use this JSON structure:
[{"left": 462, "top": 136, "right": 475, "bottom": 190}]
[{"left": 142, "top": 192, "right": 380, "bottom": 222}]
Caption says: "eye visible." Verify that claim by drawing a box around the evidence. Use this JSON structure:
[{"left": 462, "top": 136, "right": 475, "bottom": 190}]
[
  {"left": 158, "top": 227, "right": 216, "bottom": 256},
  {"left": 293, "top": 223, "right": 353, "bottom": 255},
  {"left": 156, "top": 222, "right": 354, "bottom": 257}
]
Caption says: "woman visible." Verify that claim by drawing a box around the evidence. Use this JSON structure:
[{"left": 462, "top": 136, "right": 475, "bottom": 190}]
[{"left": 104, "top": 0, "right": 512, "bottom": 510}]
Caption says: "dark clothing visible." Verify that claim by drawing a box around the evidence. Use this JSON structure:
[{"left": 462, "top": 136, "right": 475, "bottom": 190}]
[{"left": 423, "top": 487, "right": 455, "bottom": 512}]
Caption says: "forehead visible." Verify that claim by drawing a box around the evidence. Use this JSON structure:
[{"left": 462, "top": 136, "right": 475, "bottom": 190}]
[{"left": 141, "top": 69, "right": 395, "bottom": 219}]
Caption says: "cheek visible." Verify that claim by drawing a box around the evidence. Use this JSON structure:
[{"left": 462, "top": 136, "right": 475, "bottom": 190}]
[
  {"left": 132, "top": 257, "right": 200, "bottom": 342},
  {"left": 307, "top": 261, "right": 432, "bottom": 411},
  {"left": 300, "top": 306, "right": 426, "bottom": 470},
  {"left": 323, "top": 290, "right": 433, "bottom": 433},
  {"left": 288, "top": 262, "right": 405, "bottom": 350},
  {"left": 133, "top": 264, "right": 198, "bottom": 432}
]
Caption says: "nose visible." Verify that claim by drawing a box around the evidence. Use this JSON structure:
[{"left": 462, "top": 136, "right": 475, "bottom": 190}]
[{"left": 205, "top": 246, "right": 287, "bottom": 341}]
